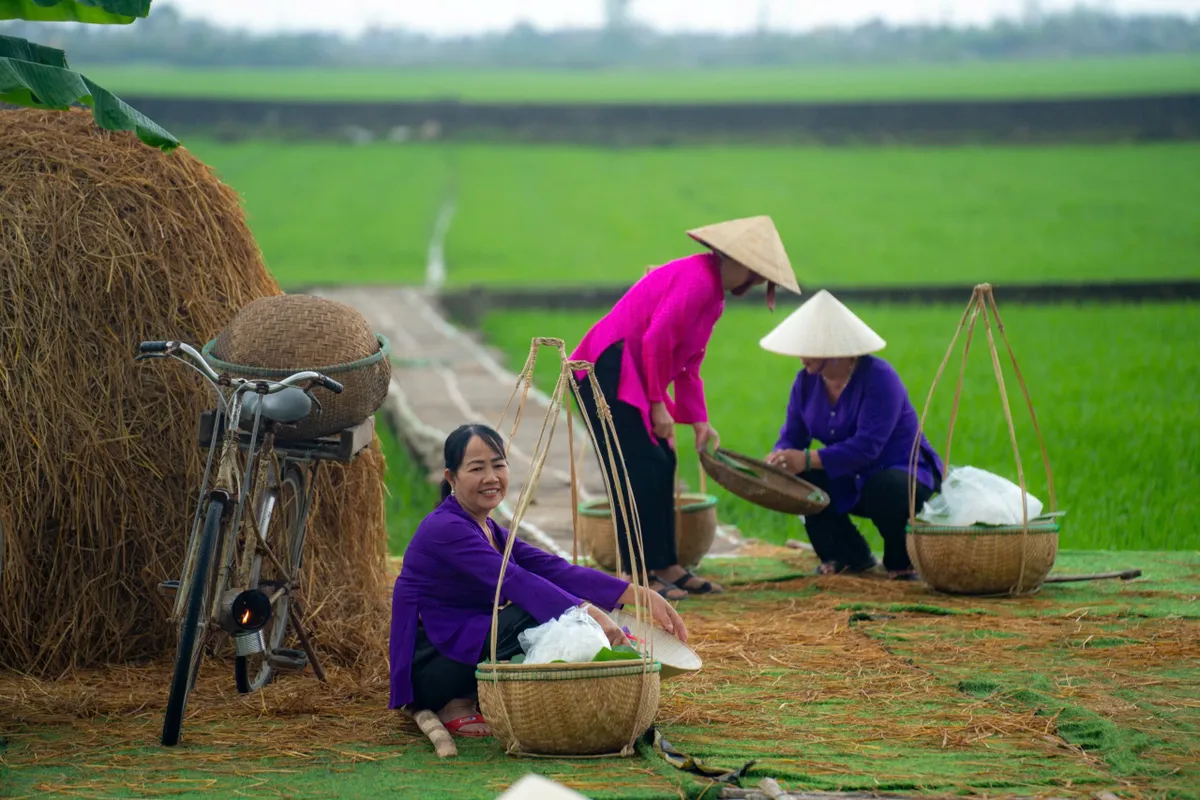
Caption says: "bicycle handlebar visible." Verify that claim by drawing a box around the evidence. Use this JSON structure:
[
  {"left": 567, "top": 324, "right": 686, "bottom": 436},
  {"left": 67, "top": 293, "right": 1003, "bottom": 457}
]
[{"left": 136, "top": 340, "right": 342, "bottom": 395}]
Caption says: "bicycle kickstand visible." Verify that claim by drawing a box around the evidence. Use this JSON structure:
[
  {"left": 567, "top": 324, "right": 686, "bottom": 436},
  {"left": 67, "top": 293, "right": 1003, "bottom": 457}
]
[{"left": 288, "top": 600, "right": 328, "bottom": 683}]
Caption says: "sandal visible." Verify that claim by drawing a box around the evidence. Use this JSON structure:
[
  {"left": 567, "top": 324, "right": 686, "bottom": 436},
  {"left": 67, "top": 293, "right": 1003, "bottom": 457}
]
[
  {"left": 666, "top": 569, "right": 723, "bottom": 595},
  {"left": 888, "top": 569, "right": 920, "bottom": 582},
  {"left": 443, "top": 714, "right": 490, "bottom": 737},
  {"left": 814, "top": 557, "right": 879, "bottom": 576},
  {"left": 650, "top": 579, "right": 688, "bottom": 601}
]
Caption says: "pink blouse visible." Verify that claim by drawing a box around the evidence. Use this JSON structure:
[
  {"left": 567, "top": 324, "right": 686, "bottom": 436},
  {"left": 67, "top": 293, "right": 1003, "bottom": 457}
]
[{"left": 571, "top": 252, "right": 725, "bottom": 440}]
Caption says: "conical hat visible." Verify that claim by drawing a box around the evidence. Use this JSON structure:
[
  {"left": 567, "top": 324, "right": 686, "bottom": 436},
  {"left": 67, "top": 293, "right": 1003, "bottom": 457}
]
[
  {"left": 496, "top": 774, "right": 588, "bottom": 800},
  {"left": 759, "top": 289, "right": 886, "bottom": 358},
  {"left": 687, "top": 216, "right": 800, "bottom": 295}
]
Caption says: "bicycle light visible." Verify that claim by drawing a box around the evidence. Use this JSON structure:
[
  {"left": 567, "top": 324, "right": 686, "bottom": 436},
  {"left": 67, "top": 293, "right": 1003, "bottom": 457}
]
[{"left": 217, "top": 588, "right": 272, "bottom": 635}]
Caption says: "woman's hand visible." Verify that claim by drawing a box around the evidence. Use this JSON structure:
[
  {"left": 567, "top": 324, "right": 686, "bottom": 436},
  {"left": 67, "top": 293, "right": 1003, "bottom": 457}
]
[
  {"left": 584, "top": 604, "right": 631, "bottom": 649},
  {"left": 614, "top": 585, "right": 689, "bottom": 644},
  {"left": 693, "top": 422, "right": 720, "bottom": 453},
  {"left": 644, "top": 588, "right": 688, "bottom": 643},
  {"left": 766, "top": 448, "right": 807, "bottom": 474},
  {"left": 650, "top": 402, "right": 674, "bottom": 440}
]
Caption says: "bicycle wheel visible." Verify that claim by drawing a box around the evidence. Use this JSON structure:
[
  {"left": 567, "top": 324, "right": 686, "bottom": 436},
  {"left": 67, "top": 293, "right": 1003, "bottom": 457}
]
[
  {"left": 162, "top": 495, "right": 224, "bottom": 747},
  {"left": 235, "top": 462, "right": 305, "bottom": 693}
]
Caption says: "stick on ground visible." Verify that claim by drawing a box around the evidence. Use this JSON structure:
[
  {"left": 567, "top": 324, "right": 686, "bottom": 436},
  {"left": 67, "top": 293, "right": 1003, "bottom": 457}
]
[{"left": 410, "top": 709, "right": 458, "bottom": 758}]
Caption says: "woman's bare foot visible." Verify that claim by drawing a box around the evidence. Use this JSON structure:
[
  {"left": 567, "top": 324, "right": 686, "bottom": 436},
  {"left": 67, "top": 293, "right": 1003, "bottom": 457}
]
[{"left": 437, "top": 697, "right": 490, "bottom": 737}]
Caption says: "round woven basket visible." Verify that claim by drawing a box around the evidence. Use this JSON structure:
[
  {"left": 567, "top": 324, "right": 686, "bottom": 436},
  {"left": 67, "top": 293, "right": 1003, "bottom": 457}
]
[
  {"left": 907, "top": 521, "right": 1060, "bottom": 596},
  {"left": 201, "top": 294, "right": 392, "bottom": 440},
  {"left": 475, "top": 660, "right": 661, "bottom": 757},
  {"left": 700, "top": 448, "right": 829, "bottom": 516},
  {"left": 578, "top": 492, "right": 717, "bottom": 572}
]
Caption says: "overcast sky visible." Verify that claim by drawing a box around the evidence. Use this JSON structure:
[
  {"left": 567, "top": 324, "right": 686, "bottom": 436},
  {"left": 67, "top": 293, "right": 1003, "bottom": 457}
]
[{"left": 160, "top": 0, "right": 1200, "bottom": 37}]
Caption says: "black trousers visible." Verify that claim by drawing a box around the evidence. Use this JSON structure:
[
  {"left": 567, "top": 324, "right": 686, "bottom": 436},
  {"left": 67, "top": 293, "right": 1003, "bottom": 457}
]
[
  {"left": 800, "top": 468, "right": 939, "bottom": 573},
  {"left": 410, "top": 605, "right": 537, "bottom": 712},
  {"left": 574, "top": 341, "right": 678, "bottom": 575}
]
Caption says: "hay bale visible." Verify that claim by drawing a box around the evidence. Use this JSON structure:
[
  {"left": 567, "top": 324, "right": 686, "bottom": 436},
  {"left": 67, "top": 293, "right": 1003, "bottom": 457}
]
[{"left": 0, "top": 107, "right": 388, "bottom": 675}]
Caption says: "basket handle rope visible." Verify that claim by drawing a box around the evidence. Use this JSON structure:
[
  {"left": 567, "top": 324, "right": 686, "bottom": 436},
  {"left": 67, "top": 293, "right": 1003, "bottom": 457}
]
[
  {"left": 485, "top": 339, "right": 656, "bottom": 757},
  {"left": 906, "top": 284, "right": 1056, "bottom": 595}
]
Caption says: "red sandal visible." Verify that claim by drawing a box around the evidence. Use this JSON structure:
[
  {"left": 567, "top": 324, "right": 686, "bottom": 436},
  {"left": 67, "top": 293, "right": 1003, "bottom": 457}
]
[{"left": 443, "top": 713, "right": 490, "bottom": 737}]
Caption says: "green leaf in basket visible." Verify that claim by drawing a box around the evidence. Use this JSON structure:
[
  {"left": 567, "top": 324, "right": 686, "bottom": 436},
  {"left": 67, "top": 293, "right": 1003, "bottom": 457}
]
[
  {"left": 715, "top": 451, "right": 758, "bottom": 476},
  {"left": 591, "top": 645, "right": 643, "bottom": 662},
  {"left": 510, "top": 653, "right": 526, "bottom": 664}
]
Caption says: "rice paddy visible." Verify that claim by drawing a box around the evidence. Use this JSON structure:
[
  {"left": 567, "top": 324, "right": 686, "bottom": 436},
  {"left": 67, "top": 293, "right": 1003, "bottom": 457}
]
[
  {"left": 81, "top": 54, "right": 1200, "bottom": 102},
  {"left": 480, "top": 302, "right": 1200, "bottom": 553},
  {"left": 189, "top": 140, "right": 1200, "bottom": 289}
]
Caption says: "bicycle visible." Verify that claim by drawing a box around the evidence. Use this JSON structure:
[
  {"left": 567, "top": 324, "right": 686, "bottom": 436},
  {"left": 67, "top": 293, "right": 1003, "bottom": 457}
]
[{"left": 136, "top": 339, "right": 376, "bottom": 747}]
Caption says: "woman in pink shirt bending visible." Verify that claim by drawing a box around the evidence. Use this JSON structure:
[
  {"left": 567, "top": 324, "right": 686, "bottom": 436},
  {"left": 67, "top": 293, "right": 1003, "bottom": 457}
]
[{"left": 571, "top": 216, "right": 801, "bottom": 600}]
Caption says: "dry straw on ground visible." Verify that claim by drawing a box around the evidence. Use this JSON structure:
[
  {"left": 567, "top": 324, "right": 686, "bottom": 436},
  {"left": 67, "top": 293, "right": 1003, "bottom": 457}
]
[{"left": 0, "top": 107, "right": 389, "bottom": 675}]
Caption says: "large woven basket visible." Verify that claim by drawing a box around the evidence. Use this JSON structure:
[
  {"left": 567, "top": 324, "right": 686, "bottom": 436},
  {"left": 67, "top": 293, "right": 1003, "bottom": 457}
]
[
  {"left": 475, "top": 660, "right": 661, "bottom": 757},
  {"left": 700, "top": 447, "right": 829, "bottom": 516},
  {"left": 202, "top": 294, "right": 391, "bottom": 440},
  {"left": 905, "top": 284, "right": 1060, "bottom": 598},
  {"left": 578, "top": 492, "right": 717, "bottom": 572},
  {"left": 907, "top": 521, "right": 1060, "bottom": 596},
  {"left": 477, "top": 339, "right": 664, "bottom": 758}
]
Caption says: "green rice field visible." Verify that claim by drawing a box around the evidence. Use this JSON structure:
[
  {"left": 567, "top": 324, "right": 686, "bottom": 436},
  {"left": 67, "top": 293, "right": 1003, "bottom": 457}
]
[
  {"left": 82, "top": 54, "right": 1200, "bottom": 102},
  {"left": 480, "top": 302, "right": 1200, "bottom": 553},
  {"left": 190, "top": 140, "right": 1200, "bottom": 289}
]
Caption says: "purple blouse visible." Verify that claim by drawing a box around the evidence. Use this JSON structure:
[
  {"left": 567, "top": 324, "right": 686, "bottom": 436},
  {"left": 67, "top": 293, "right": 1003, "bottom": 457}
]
[
  {"left": 388, "top": 495, "right": 630, "bottom": 709},
  {"left": 774, "top": 355, "right": 944, "bottom": 514}
]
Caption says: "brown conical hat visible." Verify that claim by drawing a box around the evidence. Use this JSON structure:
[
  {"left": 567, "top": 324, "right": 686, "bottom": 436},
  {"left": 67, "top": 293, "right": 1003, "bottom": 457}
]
[{"left": 686, "top": 215, "right": 801, "bottom": 295}]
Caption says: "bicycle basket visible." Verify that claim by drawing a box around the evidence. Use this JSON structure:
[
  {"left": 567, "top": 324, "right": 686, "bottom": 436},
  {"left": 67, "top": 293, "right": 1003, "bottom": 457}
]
[{"left": 203, "top": 294, "right": 391, "bottom": 440}]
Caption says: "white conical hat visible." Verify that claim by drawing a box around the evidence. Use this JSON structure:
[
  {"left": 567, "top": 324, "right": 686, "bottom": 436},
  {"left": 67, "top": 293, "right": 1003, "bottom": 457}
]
[
  {"left": 759, "top": 290, "right": 886, "bottom": 358},
  {"left": 496, "top": 774, "right": 588, "bottom": 800},
  {"left": 686, "top": 216, "right": 801, "bottom": 295}
]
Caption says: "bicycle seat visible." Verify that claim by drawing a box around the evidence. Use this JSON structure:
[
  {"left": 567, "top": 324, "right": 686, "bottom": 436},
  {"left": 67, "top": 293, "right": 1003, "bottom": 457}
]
[{"left": 239, "top": 387, "right": 313, "bottom": 428}]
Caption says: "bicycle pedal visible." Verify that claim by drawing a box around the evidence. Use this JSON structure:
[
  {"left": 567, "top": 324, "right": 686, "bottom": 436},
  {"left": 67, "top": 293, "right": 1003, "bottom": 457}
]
[
  {"left": 267, "top": 648, "right": 308, "bottom": 673},
  {"left": 157, "top": 580, "right": 180, "bottom": 597}
]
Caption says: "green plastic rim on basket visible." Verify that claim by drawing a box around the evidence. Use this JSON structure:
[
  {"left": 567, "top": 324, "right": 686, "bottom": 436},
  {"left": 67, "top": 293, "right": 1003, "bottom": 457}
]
[
  {"left": 199, "top": 333, "right": 392, "bottom": 377},
  {"left": 576, "top": 494, "right": 718, "bottom": 517}
]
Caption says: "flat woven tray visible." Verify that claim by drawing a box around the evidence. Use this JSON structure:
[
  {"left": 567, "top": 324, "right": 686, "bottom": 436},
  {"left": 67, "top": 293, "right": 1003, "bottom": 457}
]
[{"left": 699, "top": 447, "right": 830, "bottom": 515}]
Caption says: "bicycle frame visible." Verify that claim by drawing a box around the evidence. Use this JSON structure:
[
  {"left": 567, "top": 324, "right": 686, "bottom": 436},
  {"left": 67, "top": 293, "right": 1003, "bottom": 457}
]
[{"left": 136, "top": 341, "right": 340, "bottom": 632}]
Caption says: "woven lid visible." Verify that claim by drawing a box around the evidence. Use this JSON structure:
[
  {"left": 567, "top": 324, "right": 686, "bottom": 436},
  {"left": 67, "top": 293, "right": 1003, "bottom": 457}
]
[
  {"left": 759, "top": 289, "right": 886, "bottom": 358},
  {"left": 212, "top": 293, "right": 380, "bottom": 369},
  {"left": 686, "top": 216, "right": 800, "bottom": 295}
]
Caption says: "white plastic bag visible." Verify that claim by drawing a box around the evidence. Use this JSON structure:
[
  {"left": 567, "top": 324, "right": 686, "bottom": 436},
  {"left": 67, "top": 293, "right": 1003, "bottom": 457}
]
[
  {"left": 916, "top": 465, "right": 1044, "bottom": 526},
  {"left": 518, "top": 605, "right": 610, "bottom": 664}
]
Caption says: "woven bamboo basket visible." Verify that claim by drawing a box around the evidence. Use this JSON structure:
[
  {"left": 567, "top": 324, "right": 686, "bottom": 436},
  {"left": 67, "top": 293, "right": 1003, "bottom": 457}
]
[
  {"left": 700, "top": 447, "right": 829, "bottom": 516},
  {"left": 475, "top": 660, "right": 661, "bottom": 757},
  {"left": 476, "top": 338, "right": 662, "bottom": 758},
  {"left": 906, "top": 284, "right": 1059, "bottom": 597},
  {"left": 201, "top": 294, "right": 392, "bottom": 440},
  {"left": 578, "top": 491, "right": 718, "bottom": 572},
  {"left": 907, "top": 521, "right": 1059, "bottom": 595}
]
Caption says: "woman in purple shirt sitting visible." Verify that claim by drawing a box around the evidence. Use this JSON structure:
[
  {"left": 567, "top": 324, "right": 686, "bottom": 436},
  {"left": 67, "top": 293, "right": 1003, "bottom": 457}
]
[
  {"left": 760, "top": 291, "right": 944, "bottom": 581},
  {"left": 389, "top": 423, "right": 687, "bottom": 738}
]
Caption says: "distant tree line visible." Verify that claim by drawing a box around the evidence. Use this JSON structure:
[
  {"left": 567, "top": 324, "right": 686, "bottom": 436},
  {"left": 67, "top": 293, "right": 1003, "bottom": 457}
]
[{"left": 2, "top": 3, "right": 1198, "bottom": 69}]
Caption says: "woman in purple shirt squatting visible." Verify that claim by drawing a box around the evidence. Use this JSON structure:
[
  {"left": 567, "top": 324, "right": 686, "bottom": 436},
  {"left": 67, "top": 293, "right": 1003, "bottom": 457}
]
[
  {"left": 761, "top": 291, "right": 944, "bottom": 581},
  {"left": 572, "top": 216, "right": 802, "bottom": 600},
  {"left": 389, "top": 423, "right": 688, "bottom": 738}
]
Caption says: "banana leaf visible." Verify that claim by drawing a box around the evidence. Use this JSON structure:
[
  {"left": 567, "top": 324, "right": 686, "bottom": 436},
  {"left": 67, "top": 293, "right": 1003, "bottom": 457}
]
[
  {"left": 0, "top": 34, "right": 178, "bottom": 150},
  {"left": 0, "top": 0, "right": 150, "bottom": 23}
]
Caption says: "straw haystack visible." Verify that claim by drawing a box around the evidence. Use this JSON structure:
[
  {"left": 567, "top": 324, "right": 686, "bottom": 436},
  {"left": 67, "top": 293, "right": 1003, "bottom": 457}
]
[{"left": 0, "top": 107, "right": 388, "bottom": 675}]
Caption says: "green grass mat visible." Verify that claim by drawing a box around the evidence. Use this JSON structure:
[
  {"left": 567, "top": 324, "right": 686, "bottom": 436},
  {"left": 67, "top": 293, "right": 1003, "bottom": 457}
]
[{"left": 3, "top": 551, "right": 1196, "bottom": 800}]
